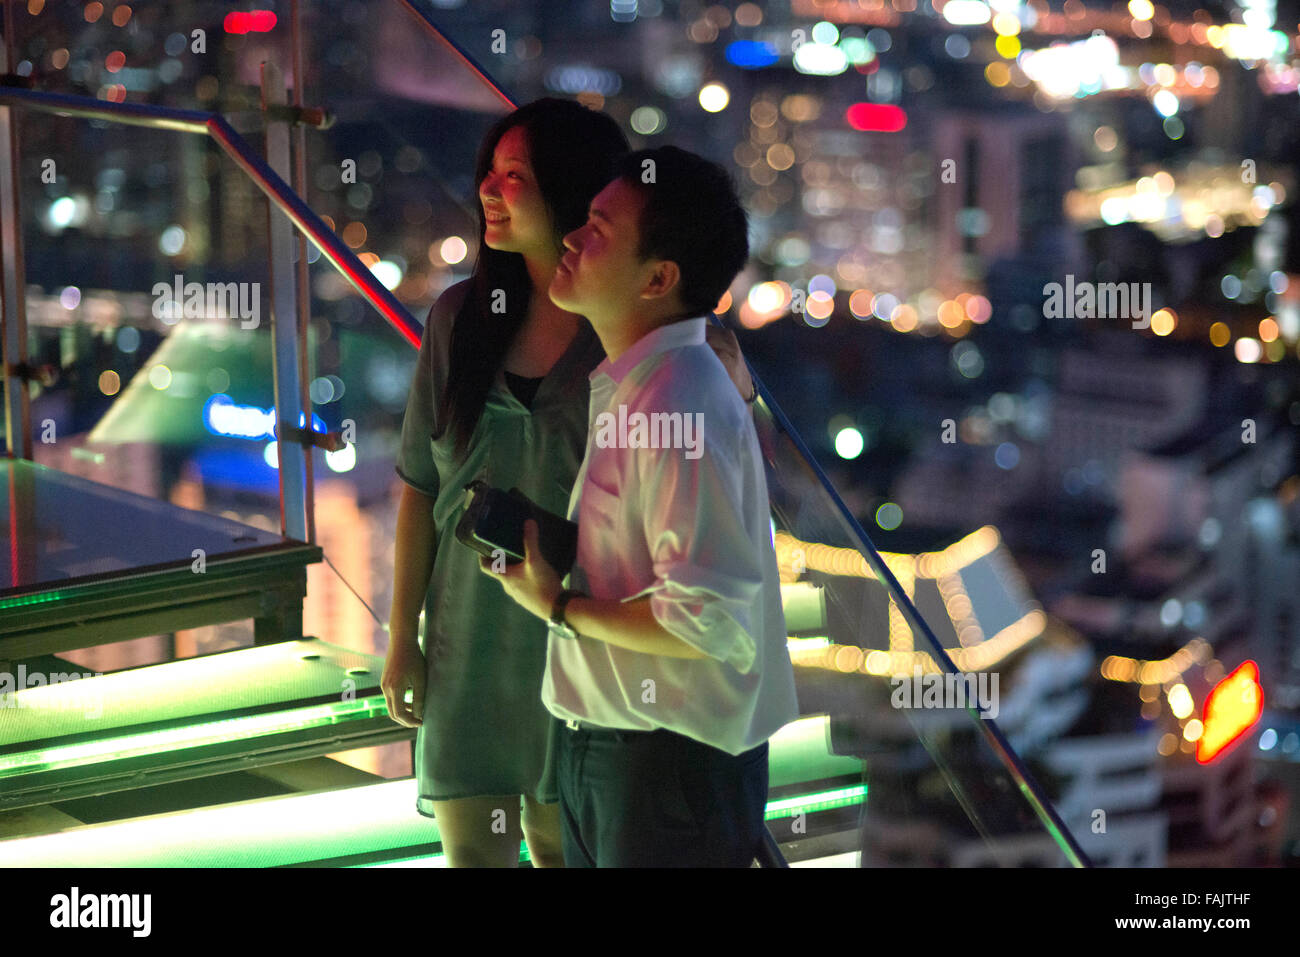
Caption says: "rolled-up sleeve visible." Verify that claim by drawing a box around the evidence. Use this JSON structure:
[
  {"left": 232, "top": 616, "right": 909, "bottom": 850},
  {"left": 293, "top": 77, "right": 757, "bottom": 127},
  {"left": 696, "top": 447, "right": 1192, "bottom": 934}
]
[
  {"left": 625, "top": 433, "right": 763, "bottom": 674},
  {"left": 394, "top": 303, "right": 441, "bottom": 500}
]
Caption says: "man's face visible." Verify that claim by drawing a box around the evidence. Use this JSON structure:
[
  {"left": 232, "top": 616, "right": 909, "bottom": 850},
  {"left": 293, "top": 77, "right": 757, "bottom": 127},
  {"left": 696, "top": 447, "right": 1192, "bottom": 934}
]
[{"left": 549, "top": 178, "right": 653, "bottom": 319}]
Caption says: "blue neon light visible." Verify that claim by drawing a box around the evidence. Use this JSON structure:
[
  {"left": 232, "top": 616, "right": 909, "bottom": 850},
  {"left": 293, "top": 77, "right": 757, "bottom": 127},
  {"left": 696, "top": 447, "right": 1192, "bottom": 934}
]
[
  {"left": 726, "top": 40, "right": 779, "bottom": 69},
  {"left": 203, "top": 394, "right": 327, "bottom": 440}
]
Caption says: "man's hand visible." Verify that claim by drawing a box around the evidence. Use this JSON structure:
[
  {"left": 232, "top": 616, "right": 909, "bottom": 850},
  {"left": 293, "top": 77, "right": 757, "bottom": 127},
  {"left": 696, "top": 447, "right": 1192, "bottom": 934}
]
[
  {"left": 703, "top": 323, "right": 755, "bottom": 403},
  {"left": 478, "top": 519, "right": 562, "bottom": 622},
  {"left": 479, "top": 520, "right": 710, "bottom": 660}
]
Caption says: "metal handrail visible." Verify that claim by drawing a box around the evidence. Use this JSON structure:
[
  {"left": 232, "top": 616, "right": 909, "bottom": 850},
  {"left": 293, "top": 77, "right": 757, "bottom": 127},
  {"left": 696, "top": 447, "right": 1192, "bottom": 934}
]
[
  {"left": 0, "top": 87, "right": 424, "bottom": 351},
  {"left": 397, "top": 0, "right": 518, "bottom": 110}
]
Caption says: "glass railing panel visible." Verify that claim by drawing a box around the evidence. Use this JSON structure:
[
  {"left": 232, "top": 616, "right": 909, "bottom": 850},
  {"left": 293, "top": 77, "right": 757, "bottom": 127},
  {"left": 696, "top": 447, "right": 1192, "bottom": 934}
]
[
  {"left": 5, "top": 108, "right": 332, "bottom": 669},
  {"left": 19, "top": 113, "right": 268, "bottom": 505},
  {"left": 749, "top": 384, "right": 1088, "bottom": 864}
]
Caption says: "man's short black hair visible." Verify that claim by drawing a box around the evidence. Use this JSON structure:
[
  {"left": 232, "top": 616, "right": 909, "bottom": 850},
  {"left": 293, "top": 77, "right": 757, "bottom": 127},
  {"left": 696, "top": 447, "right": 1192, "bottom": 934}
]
[{"left": 611, "top": 146, "right": 749, "bottom": 318}]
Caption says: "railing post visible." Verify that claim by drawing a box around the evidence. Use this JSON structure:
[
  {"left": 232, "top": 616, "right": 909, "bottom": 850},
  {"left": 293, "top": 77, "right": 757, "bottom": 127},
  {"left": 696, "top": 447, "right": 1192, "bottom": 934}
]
[
  {"left": 0, "top": 38, "right": 32, "bottom": 461},
  {"left": 261, "top": 60, "right": 309, "bottom": 544},
  {"left": 288, "top": 0, "right": 317, "bottom": 546}
]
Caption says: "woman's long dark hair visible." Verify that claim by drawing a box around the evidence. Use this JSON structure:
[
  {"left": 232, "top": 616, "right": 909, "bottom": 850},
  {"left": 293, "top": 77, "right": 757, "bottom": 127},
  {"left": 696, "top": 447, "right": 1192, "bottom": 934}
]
[{"left": 440, "top": 98, "right": 629, "bottom": 457}]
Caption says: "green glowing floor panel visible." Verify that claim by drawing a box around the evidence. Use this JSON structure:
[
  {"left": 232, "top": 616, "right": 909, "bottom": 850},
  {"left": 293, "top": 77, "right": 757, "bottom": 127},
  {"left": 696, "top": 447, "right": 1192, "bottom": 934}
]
[
  {"left": 0, "top": 716, "right": 864, "bottom": 866},
  {"left": 0, "top": 638, "right": 406, "bottom": 809},
  {"left": 767, "top": 714, "right": 863, "bottom": 788}
]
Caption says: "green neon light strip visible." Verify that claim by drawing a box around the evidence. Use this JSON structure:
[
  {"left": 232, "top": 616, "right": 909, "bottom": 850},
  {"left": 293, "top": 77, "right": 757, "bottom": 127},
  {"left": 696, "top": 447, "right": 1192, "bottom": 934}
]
[
  {"left": 765, "top": 783, "right": 867, "bottom": 818},
  {"left": 353, "top": 784, "right": 868, "bottom": 867},
  {"left": 0, "top": 695, "right": 389, "bottom": 779},
  {"left": 0, "top": 590, "right": 67, "bottom": 611}
]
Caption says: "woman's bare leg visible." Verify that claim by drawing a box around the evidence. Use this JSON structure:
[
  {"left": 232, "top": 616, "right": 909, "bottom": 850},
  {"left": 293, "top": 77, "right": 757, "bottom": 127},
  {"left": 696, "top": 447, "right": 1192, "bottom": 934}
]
[
  {"left": 521, "top": 793, "right": 565, "bottom": 868},
  {"left": 430, "top": 795, "right": 523, "bottom": 868}
]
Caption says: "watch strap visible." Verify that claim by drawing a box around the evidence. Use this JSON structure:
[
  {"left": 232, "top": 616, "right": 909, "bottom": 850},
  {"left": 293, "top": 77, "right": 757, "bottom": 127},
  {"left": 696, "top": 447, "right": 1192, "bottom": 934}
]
[{"left": 549, "top": 588, "right": 581, "bottom": 635}]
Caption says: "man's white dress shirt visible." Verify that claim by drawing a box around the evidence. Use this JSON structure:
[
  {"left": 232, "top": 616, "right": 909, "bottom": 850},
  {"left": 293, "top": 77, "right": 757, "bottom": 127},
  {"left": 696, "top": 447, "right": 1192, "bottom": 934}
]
[{"left": 540, "top": 315, "right": 799, "bottom": 755}]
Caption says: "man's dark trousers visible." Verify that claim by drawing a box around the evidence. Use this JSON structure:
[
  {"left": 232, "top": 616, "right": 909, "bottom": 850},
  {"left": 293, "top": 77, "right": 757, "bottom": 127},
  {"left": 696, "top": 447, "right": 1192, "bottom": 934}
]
[{"left": 556, "top": 720, "right": 769, "bottom": 867}]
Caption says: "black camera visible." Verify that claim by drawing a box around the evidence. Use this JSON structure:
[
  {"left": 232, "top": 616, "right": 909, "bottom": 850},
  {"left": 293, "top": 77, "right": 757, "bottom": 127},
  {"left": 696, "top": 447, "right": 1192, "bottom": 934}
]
[{"left": 454, "top": 479, "right": 578, "bottom": 577}]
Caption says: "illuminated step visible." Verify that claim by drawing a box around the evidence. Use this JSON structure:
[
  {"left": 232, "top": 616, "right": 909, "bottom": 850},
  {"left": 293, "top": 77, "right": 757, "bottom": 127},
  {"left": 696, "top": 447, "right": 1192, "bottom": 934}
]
[
  {"left": 0, "top": 638, "right": 408, "bottom": 811},
  {"left": 0, "top": 633, "right": 858, "bottom": 810},
  {"left": 767, "top": 713, "right": 863, "bottom": 788},
  {"left": 0, "top": 717, "right": 865, "bottom": 867},
  {"left": 0, "top": 779, "right": 864, "bottom": 867}
]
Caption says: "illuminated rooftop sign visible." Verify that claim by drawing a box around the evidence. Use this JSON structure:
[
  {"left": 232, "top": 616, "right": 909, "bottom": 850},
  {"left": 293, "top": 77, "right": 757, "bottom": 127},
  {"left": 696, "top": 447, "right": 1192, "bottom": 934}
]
[{"left": 1197, "top": 660, "right": 1263, "bottom": 763}]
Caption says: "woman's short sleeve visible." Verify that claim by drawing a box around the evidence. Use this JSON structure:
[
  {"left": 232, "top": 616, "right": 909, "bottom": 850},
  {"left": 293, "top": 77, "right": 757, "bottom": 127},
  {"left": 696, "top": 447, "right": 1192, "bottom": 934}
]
[{"left": 394, "top": 280, "right": 471, "bottom": 499}]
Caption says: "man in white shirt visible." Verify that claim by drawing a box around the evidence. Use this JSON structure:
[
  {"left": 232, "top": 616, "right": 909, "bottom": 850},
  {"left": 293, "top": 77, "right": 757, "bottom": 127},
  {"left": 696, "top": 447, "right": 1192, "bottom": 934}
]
[{"left": 482, "top": 146, "right": 798, "bottom": 866}]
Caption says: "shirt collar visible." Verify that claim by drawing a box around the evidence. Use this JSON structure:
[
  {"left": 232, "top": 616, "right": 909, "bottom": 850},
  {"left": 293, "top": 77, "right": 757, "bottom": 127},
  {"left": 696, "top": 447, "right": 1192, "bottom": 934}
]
[{"left": 590, "top": 315, "right": 708, "bottom": 386}]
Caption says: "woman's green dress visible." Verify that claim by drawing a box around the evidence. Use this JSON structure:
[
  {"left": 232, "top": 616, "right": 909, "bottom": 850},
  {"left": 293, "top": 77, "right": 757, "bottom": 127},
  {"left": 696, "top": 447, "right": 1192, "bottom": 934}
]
[{"left": 394, "top": 278, "right": 604, "bottom": 814}]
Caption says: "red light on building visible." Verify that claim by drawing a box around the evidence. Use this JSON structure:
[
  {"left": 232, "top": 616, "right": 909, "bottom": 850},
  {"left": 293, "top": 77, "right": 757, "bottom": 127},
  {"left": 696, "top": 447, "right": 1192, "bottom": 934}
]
[
  {"left": 1197, "top": 660, "right": 1263, "bottom": 764},
  {"left": 224, "top": 11, "right": 277, "bottom": 34},
  {"left": 846, "top": 103, "right": 907, "bottom": 132}
]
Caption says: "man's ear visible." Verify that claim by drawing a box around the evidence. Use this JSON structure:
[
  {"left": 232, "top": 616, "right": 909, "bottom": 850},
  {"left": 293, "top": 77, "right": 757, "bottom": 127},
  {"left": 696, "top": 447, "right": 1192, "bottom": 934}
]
[{"left": 640, "top": 259, "right": 682, "bottom": 303}]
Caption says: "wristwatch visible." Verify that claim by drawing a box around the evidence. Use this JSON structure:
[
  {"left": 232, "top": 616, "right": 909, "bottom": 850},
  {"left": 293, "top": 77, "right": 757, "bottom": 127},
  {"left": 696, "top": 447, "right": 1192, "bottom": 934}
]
[{"left": 548, "top": 588, "right": 582, "bottom": 639}]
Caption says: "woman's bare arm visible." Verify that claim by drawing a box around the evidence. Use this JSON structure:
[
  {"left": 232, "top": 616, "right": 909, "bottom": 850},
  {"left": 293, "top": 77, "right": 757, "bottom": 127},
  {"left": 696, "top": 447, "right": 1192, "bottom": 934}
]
[
  {"left": 383, "top": 484, "right": 438, "bottom": 726},
  {"left": 388, "top": 484, "right": 438, "bottom": 650}
]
